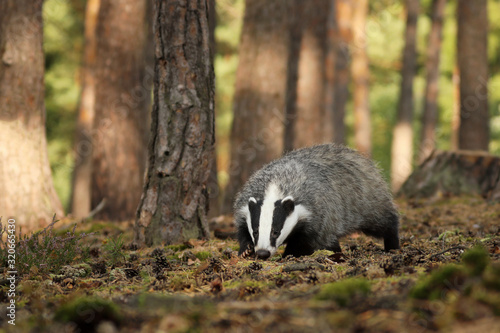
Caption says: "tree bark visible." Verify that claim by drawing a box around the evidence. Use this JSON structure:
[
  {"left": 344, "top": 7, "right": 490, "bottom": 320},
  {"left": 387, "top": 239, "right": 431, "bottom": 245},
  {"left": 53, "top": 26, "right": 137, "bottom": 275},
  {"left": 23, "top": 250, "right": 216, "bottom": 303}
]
[
  {"left": 0, "top": 0, "right": 63, "bottom": 228},
  {"left": 323, "top": 0, "right": 338, "bottom": 142},
  {"left": 285, "top": 0, "right": 328, "bottom": 150},
  {"left": 70, "top": 0, "right": 100, "bottom": 218},
  {"left": 283, "top": 0, "right": 303, "bottom": 153},
  {"left": 399, "top": 150, "right": 500, "bottom": 202},
  {"left": 419, "top": 0, "right": 446, "bottom": 163},
  {"left": 207, "top": 0, "right": 220, "bottom": 218},
  {"left": 351, "top": 0, "right": 371, "bottom": 157},
  {"left": 457, "top": 0, "right": 489, "bottom": 151},
  {"left": 91, "top": 0, "right": 152, "bottom": 221},
  {"left": 332, "top": 0, "right": 353, "bottom": 144},
  {"left": 391, "top": 0, "right": 419, "bottom": 192},
  {"left": 135, "top": 0, "right": 215, "bottom": 246},
  {"left": 222, "top": 0, "right": 293, "bottom": 213},
  {"left": 451, "top": 64, "right": 460, "bottom": 150}
]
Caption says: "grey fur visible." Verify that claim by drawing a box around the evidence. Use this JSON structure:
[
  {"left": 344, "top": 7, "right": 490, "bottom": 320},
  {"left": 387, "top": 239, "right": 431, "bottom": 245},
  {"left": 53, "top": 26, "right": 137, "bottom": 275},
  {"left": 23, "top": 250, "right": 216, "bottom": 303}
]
[{"left": 234, "top": 144, "right": 400, "bottom": 257}]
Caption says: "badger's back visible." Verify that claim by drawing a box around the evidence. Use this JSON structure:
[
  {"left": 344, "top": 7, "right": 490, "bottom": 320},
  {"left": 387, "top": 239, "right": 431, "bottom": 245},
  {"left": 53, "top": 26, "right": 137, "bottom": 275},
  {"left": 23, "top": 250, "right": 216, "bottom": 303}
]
[{"left": 234, "top": 144, "right": 396, "bottom": 249}]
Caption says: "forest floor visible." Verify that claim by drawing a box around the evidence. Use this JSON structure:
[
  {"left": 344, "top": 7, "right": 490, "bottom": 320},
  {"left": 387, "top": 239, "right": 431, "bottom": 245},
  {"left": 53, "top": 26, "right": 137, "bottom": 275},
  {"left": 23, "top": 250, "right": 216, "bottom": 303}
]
[{"left": 1, "top": 196, "right": 500, "bottom": 333}]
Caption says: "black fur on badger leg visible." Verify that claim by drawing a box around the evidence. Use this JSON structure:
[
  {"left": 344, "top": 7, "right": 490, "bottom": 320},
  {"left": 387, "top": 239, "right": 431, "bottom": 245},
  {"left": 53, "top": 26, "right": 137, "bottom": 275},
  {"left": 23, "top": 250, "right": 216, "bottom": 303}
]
[
  {"left": 383, "top": 212, "right": 400, "bottom": 251},
  {"left": 361, "top": 211, "right": 400, "bottom": 251},
  {"left": 326, "top": 238, "right": 342, "bottom": 253},
  {"left": 237, "top": 223, "right": 254, "bottom": 257},
  {"left": 283, "top": 228, "right": 316, "bottom": 258}
]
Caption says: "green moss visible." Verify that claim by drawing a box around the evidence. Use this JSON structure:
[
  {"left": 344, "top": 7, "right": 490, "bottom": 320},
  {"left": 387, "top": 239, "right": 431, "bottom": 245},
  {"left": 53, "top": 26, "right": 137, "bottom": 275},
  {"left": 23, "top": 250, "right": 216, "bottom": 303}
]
[
  {"left": 410, "top": 264, "right": 466, "bottom": 300},
  {"left": 461, "top": 245, "right": 490, "bottom": 276},
  {"left": 223, "top": 279, "right": 272, "bottom": 290},
  {"left": 311, "top": 250, "right": 336, "bottom": 258},
  {"left": 482, "top": 263, "right": 500, "bottom": 291},
  {"left": 315, "top": 278, "right": 371, "bottom": 306},
  {"left": 167, "top": 244, "right": 190, "bottom": 252},
  {"left": 194, "top": 251, "right": 212, "bottom": 261},
  {"left": 54, "top": 297, "right": 121, "bottom": 330}
]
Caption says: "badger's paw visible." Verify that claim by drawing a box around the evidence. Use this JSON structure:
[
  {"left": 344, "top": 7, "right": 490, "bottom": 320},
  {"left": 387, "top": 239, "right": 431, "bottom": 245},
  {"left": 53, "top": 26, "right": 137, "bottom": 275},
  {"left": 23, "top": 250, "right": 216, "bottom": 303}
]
[{"left": 239, "top": 245, "right": 255, "bottom": 259}]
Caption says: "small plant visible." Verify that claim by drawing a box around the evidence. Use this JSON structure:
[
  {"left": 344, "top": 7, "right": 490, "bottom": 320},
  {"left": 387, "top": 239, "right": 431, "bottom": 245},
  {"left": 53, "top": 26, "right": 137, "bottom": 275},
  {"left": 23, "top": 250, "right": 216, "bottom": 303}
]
[
  {"left": 102, "top": 233, "right": 127, "bottom": 266},
  {"left": 0, "top": 215, "right": 92, "bottom": 276}
]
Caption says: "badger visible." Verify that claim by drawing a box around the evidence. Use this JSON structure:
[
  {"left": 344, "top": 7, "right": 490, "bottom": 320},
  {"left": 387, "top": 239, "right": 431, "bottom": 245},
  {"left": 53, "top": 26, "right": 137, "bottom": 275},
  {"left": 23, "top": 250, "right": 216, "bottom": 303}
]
[{"left": 233, "top": 144, "right": 400, "bottom": 260}]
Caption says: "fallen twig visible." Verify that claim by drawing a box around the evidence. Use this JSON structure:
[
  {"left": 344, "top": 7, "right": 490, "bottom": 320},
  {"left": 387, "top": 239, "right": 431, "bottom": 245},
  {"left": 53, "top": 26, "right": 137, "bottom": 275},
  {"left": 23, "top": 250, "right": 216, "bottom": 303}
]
[{"left": 429, "top": 245, "right": 466, "bottom": 259}]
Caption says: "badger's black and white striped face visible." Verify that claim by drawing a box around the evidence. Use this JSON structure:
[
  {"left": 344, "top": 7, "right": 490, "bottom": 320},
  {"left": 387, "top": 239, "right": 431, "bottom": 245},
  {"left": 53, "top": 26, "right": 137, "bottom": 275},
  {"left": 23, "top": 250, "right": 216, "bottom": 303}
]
[{"left": 241, "top": 183, "right": 311, "bottom": 259}]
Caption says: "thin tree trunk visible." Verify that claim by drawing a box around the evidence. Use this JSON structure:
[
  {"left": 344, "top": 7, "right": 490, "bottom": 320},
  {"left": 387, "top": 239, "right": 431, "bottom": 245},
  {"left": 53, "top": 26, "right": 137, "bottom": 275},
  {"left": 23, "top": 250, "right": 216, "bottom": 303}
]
[
  {"left": 457, "top": 0, "right": 489, "bottom": 151},
  {"left": 207, "top": 0, "right": 220, "bottom": 218},
  {"left": 419, "top": 0, "right": 446, "bottom": 163},
  {"left": 391, "top": 0, "right": 419, "bottom": 192},
  {"left": 70, "top": 0, "right": 100, "bottom": 218},
  {"left": 0, "top": 0, "right": 63, "bottom": 228},
  {"left": 332, "top": 0, "right": 353, "bottom": 144},
  {"left": 222, "top": 1, "right": 293, "bottom": 213},
  {"left": 91, "top": 0, "right": 152, "bottom": 221},
  {"left": 283, "top": 0, "right": 303, "bottom": 152},
  {"left": 324, "top": 0, "right": 338, "bottom": 142},
  {"left": 135, "top": 0, "right": 215, "bottom": 246},
  {"left": 351, "top": 0, "right": 371, "bottom": 157},
  {"left": 451, "top": 64, "right": 460, "bottom": 150},
  {"left": 286, "top": 0, "right": 328, "bottom": 149}
]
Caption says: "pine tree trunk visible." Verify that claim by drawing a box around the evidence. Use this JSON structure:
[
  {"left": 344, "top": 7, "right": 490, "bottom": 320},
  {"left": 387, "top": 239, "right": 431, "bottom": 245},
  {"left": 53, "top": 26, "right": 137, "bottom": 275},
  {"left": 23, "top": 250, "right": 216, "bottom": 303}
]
[
  {"left": 135, "top": 0, "right": 215, "bottom": 246},
  {"left": 451, "top": 65, "right": 460, "bottom": 150},
  {"left": 391, "top": 0, "right": 419, "bottom": 192},
  {"left": 323, "top": 0, "right": 338, "bottom": 142},
  {"left": 351, "top": 0, "right": 371, "bottom": 157},
  {"left": 283, "top": 0, "right": 303, "bottom": 152},
  {"left": 91, "top": 0, "right": 152, "bottom": 221},
  {"left": 286, "top": 0, "right": 328, "bottom": 149},
  {"left": 457, "top": 0, "right": 489, "bottom": 151},
  {"left": 222, "top": 0, "right": 293, "bottom": 213},
  {"left": 0, "top": 0, "right": 63, "bottom": 228},
  {"left": 70, "top": 0, "right": 100, "bottom": 218},
  {"left": 332, "top": 0, "right": 353, "bottom": 144},
  {"left": 207, "top": 0, "right": 220, "bottom": 218},
  {"left": 419, "top": 0, "right": 446, "bottom": 163}
]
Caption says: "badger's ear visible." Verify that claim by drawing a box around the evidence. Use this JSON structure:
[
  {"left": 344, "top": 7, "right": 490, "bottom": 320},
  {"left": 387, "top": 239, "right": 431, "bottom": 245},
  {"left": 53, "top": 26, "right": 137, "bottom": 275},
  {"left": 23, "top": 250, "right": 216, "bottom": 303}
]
[
  {"left": 248, "top": 197, "right": 257, "bottom": 210},
  {"left": 281, "top": 196, "right": 295, "bottom": 215}
]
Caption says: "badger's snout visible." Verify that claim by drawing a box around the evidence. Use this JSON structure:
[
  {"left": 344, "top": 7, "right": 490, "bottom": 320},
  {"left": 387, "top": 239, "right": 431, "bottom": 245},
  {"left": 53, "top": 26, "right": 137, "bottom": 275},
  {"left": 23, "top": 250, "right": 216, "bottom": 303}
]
[{"left": 255, "top": 249, "right": 271, "bottom": 260}]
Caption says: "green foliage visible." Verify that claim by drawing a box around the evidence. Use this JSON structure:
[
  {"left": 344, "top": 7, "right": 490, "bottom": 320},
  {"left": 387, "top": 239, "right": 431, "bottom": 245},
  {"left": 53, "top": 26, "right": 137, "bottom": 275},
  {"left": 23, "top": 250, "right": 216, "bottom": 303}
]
[
  {"left": 102, "top": 234, "right": 127, "bottom": 266},
  {"left": 54, "top": 296, "right": 122, "bottom": 329},
  {"left": 43, "top": 0, "right": 85, "bottom": 210},
  {"left": 315, "top": 278, "right": 371, "bottom": 306},
  {"left": 0, "top": 216, "right": 92, "bottom": 277}
]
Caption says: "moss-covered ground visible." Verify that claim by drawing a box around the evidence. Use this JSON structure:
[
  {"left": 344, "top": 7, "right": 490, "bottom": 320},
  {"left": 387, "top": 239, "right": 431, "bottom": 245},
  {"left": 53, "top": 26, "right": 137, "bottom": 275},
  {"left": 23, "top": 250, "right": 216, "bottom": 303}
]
[{"left": 2, "top": 196, "right": 500, "bottom": 332}]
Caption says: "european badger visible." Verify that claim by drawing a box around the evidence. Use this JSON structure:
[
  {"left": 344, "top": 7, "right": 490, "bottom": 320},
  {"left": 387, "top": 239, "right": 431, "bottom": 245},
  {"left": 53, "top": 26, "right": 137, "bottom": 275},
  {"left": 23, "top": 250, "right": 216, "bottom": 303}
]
[{"left": 234, "top": 144, "right": 400, "bottom": 259}]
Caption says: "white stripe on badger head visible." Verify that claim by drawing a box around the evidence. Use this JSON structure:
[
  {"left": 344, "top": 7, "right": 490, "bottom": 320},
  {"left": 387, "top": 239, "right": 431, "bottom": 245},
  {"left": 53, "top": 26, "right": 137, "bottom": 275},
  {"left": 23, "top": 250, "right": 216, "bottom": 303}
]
[
  {"left": 275, "top": 204, "right": 312, "bottom": 249},
  {"left": 238, "top": 204, "right": 254, "bottom": 244},
  {"left": 255, "top": 183, "right": 283, "bottom": 252}
]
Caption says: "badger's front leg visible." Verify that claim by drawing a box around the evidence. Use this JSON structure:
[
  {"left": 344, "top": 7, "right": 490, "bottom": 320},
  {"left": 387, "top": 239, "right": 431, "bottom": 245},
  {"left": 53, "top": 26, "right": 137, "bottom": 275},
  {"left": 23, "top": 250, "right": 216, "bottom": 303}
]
[
  {"left": 283, "top": 231, "right": 316, "bottom": 258},
  {"left": 326, "top": 238, "right": 342, "bottom": 253},
  {"left": 237, "top": 224, "right": 255, "bottom": 257}
]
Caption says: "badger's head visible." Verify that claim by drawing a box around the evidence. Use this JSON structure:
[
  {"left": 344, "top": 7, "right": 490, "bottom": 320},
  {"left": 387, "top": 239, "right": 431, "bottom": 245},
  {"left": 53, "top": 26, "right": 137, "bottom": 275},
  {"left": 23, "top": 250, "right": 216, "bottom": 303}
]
[{"left": 242, "top": 183, "right": 311, "bottom": 260}]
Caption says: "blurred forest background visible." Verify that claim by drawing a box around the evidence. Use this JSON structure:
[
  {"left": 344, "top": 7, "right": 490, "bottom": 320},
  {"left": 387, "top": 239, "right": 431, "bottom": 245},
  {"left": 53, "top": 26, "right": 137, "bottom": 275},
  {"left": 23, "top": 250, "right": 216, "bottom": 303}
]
[{"left": 38, "top": 0, "right": 500, "bottom": 213}]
